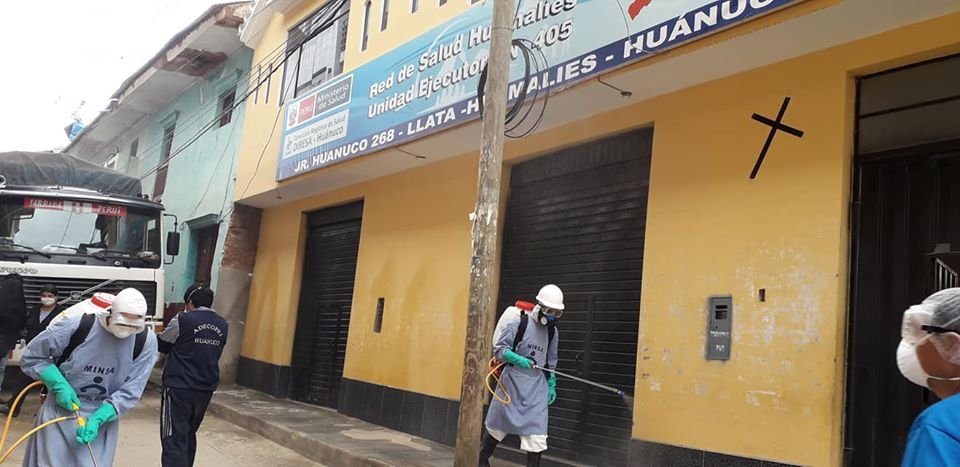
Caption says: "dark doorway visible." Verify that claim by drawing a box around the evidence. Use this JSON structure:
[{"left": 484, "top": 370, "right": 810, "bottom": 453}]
[
  {"left": 845, "top": 54, "right": 960, "bottom": 467},
  {"left": 290, "top": 201, "right": 363, "bottom": 408},
  {"left": 193, "top": 225, "right": 219, "bottom": 287},
  {"left": 497, "top": 130, "right": 652, "bottom": 465},
  {"left": 846, "top": 147, "right": 960, "bottom": 466}
]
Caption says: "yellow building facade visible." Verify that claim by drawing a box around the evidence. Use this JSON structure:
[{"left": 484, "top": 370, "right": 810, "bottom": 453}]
[{"left": 232, "top": 0, "right": 960, "bottom": 465}]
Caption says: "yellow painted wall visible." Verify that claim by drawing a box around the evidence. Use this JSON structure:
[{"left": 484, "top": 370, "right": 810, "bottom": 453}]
[
  {"left": 240, "top": 153, "right": 478, "bottom": 398},
  {"left": 235, "top": 0, "right": 960, "bottom": 464},
  {"left": 345, "top": 0, "right": 479, "bottom": 68}
]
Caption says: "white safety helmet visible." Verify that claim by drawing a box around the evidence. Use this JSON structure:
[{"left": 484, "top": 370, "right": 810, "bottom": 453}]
[
  {"left": 535, "top": 284, "right": 564, "bottom": 326},
  {"left": 99, "top": 288, "right": 147, "bottom": 339},
  {"left": 536, "top": 284, "right": 564, "bottom": 311}
]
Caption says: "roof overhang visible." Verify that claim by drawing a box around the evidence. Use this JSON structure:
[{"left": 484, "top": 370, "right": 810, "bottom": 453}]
[
  {"left": 64, "top": 2, "right": 252, "bottom": 164},
  {"left": 239, "top": 0, "right": 303, "bottom": 48}
]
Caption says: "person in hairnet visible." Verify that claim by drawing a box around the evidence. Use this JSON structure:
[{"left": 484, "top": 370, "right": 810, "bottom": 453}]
[
  {"left": 898, "top": 288, "right": 960, "bottom": 466},
  {"left": 19, "top": 288, "right": 158, "bottom": 467},
  {"left": 480, "top": 285, "right": 563, "bottom": 467}
]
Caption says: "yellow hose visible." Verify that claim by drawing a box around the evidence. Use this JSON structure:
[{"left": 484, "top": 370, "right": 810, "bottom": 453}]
[
  {"left": 0, "top": 416, "right": 73, "bottom": 464},
  {"left": 485, "top": 360, "right": 511, "bottom": 405},
  {"left": 0, "top": 381, "right": 42, "bottom": 453},
  {"left": 0, "top": 380, "right": 99, "bottom": 466}
]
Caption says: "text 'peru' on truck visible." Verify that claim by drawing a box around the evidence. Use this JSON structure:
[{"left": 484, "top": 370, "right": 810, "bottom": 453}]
[{"left": 0, "top": 151, "right": 181, "bottom": 331}]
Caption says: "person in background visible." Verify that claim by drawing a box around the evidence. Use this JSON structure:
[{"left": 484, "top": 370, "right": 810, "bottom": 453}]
[
  {"left": 898, "top": 288, "right": 960, "bottom": 465},
  {"left": 0, "top": 284, "right": 65, "bottom": 417},
  {"left": 158, "top": 284, "right": 229, "bottom": 467},
  {"left": 0, "top": 275, "right": 28, "bottom": 407}
]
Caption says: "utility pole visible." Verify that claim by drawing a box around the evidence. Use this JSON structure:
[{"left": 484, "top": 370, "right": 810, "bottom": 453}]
[{"left": 454, "top": 0, "right": 515, "bottom": 465}]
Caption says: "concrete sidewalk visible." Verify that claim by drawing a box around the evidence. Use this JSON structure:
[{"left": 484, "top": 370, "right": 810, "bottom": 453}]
[
  {"left": 149, "top": 369, "right": 457, "bottom": 466},
  {"left": 207, "top": 386, "right": 457, "bottom": 467}
]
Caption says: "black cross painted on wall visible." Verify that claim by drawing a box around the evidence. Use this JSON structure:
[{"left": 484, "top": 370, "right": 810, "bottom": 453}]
[{"left": 749, "top": 97, "right": 805, "bottom": 179}]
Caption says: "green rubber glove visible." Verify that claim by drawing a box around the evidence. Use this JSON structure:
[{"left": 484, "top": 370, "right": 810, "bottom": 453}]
[
  {"left": 547, "top": 373, "right": 557, "bottom": 406},
  {"left": 502, "top": 349, "right": 534, "bottom": 369},
  {"left": 76, "top": 403, "right": 118, "bottom": 445},
  {"left": 38, "top": 365, "right": 80, "bottom": 412}
]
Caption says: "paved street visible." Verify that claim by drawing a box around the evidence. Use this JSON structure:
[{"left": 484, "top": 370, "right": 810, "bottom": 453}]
[{"left": 0, "top": 389, "right": 323, "bottom": 466}]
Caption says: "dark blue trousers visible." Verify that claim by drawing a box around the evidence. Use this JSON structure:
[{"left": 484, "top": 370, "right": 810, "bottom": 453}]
[{"left": 160, "top": 386, "right": 213, "bottom": 467}]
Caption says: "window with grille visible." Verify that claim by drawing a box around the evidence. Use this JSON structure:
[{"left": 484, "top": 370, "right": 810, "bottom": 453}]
[
  {"left": 153, "top": 124, "right": 175, "bottom": 199},
  {"left": 380, "top": 0, "right": 389, "bottom": 31},
  {"left": 219, "top": 88, "right": 236, "bottom": 127},
  {"left": 282, "top": 2, "right": 350, "bottom": 100}
]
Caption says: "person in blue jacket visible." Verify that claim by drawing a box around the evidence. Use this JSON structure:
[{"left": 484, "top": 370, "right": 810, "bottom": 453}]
[
  {"left": 158, "top": 284, "right": 229, "bottom": 467},
  {"left": 898, "top": 288, "right": 960, "bottom": 466}
]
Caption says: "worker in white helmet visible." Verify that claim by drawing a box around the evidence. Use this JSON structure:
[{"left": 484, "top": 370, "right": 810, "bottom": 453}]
[
  {"left": 19, "top": 288, "right": 158, "bottom": 467},
  {"left": 481, "top": 284, "right": 563, "bottom": 467}
]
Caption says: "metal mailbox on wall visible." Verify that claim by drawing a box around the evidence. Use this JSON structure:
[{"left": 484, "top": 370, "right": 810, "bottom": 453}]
[{"left": 706, "top": 296, "right": 732, "bottom": 360}]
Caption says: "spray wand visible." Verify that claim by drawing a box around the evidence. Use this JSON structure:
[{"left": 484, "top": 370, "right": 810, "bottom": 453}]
[
  {"left": 534, "top": 365, "right": 633, "bottom": 406},
  {"left": 73, "top": 404, "right": 99, "bottom": 467}
]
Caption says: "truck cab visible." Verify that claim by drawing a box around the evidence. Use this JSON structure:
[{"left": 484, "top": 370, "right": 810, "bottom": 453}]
[{"left": 0, "top": 151, "right": 178, "bottom": 325}]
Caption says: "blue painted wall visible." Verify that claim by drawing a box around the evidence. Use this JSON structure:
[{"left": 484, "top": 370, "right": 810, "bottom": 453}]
[{"left": 119, "top": 48, "right": 254, "bottom": 305}]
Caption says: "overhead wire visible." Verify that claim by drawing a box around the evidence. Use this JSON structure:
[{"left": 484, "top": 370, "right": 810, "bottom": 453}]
[
  {"left": 136, "top": 0, "right": 350, "bottom": 183},
  {"left": 89, "top": 11, "right": 293, "bottom": 169},
  {"left": 114, "top": 0, "right": 346, "bottom": 179},
  {"left": 114, "top": 0, "right": 343, "bottom": 159}
]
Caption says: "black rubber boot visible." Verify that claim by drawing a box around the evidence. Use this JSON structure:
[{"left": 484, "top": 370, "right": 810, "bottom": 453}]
[
  {"left": 0, "top": 403, "right": 20, "bottom": 418},
  {"left": 526, "top": 451, "right": 542, "bottom": 467},
  {"left": 478, "top": 431, "right": 499, "bottom": 466}
]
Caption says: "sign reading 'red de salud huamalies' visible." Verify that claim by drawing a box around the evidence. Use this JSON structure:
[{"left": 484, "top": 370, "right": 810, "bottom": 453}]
[{"left": 277, "top": 0, "right": 802, "bottom": 180}]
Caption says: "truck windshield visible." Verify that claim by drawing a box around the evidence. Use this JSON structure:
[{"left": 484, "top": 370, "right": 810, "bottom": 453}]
[{"left": 0, "top": 196, "right": 162, "bottom": 265}]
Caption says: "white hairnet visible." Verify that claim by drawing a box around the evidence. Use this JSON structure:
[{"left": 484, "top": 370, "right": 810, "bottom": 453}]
[
  {"left": 924, "top": 288, "right": 960, "bottom": 330},
  {"left": 921, "top": 288, "right": 960, "bottom": 363}
]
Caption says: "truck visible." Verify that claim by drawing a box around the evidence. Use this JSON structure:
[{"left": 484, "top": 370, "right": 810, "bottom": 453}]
[{"left": 0, "top": 151, "right": 180, "bottom": 326}]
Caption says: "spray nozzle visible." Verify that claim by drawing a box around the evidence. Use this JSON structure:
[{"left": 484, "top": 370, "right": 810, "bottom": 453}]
[{"left": 73, "top": 403, "right": 86, "bottom": 427}]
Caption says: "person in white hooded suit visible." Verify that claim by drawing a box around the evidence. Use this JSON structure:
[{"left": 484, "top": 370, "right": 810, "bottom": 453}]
[{"left": 19, "top": 288, "right": 158, "bottom": 467}]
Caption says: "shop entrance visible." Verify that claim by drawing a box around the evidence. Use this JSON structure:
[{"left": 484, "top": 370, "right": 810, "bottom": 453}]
[
  {"left": 497, "top": 130, "right": 652, "bottom": 466},
  {"left": 845, "top": 54, "right": 960, "bottom": 466},
  {"left": 290, "top": 201, "right": 363, "bottom": 408}
]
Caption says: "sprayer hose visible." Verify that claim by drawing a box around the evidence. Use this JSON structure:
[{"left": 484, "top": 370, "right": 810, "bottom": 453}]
[
  {"left": 485, "top": 361, "right": 511, "bottom": 405},
  {"left": 0, "top": 381, "right": 43, "bottom": 452},
  {"left": 0, "top": 416, "right": 74, "bottom": 463},
  {"left": 0, "top": 379, "right": 99, "bottom": 466}
]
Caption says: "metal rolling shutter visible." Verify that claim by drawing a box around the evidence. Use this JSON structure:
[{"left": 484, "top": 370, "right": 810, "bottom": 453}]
[
  {"left": 498, "top": 130, "right": 652, "bottom": 466},
  {"left": 290, "top": 201, "right": 363, "bottom": 408}
]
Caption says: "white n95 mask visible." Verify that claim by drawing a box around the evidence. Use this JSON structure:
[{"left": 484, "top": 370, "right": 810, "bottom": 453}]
[
  {"left": 896, "top": 303, "right": 960, "bottom": 388},
  {"left": 897, "top": 339, "right": 934, "bottom": 388},
  {"left": 98, "top": 288, "right": 147, "bottom": 339}
]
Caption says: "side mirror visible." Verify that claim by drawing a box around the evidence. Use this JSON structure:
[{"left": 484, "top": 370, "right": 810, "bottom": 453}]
[{"left": 167, "top": 232, "right": 181, "bottom": 256}]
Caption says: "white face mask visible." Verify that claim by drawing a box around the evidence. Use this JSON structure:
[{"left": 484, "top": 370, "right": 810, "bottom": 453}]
[
  {"left": 898, "top": 339, "right": 934, "bottom": 388},
  {"left": 40, "top": 298, "right": 56, "bottom": 307},
  {"left": 897, "top": 302, "right": 960, "bottom": 388},
  {"left": 97, "top": 310, "right": 145, "bottom": 339},
  {"left": 107, "top": 323, "right": 139, "bottom": 339},
  {"left": 897, "top": 338, "right": 960, "bottom": 388}
]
